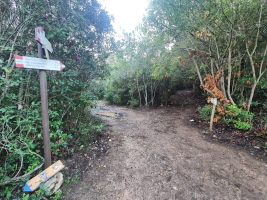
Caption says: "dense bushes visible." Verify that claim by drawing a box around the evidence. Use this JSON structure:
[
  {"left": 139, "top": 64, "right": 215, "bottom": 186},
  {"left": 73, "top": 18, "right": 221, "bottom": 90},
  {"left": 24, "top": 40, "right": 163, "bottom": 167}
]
[
  {"left": 198, "top": 105, "right": 212, "bottom": 121},
  {"left": 224, "top": 105, "right": 254, "bottom": 131},
  {"left": 199, "top": 104, "right": 254, "bottom": 131},
  {"left": 104, "top": 41, "right": 194, "bottom": 107},
  {"left": 0, "top": 0, "right": 112, "bottom": 198},
  {"left": 104, "top": 0, "right": 267, "bottom": 136}
]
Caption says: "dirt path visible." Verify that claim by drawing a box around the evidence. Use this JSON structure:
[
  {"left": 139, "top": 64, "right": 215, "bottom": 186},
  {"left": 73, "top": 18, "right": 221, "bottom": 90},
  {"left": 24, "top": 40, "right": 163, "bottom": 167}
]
[{"left": 64, "top": 104, "right": 267, "bottom": 200}]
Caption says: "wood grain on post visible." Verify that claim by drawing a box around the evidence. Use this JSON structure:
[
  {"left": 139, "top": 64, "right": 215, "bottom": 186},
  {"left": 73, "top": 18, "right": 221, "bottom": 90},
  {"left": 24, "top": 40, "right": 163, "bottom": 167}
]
[
  {"left": 210, "top": 98, "right": 217, "bottom": 132},
  {"left": 36, "top": 27, "right": 52, "bottom": 168}
]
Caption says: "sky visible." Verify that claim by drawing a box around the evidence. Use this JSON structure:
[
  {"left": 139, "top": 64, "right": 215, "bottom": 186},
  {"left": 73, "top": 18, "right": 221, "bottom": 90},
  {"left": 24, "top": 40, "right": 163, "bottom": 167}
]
[{"left": 99, "top": 0, "right": 150, "bottom": 35}]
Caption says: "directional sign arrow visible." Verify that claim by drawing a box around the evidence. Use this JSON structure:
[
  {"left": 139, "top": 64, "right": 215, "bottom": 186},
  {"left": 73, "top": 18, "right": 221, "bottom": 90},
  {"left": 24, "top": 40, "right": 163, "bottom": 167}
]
[
  {"left": 15, "top": 55, "right": 65, "bottom": 71},
  {"left": 35, "top": 27, "right": 53, "bottom": 53}
]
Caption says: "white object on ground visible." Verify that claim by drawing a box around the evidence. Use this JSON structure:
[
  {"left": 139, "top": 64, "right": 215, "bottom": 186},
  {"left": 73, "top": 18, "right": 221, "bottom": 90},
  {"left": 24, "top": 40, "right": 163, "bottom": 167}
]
[{"left": 42, "top": 172, "right": 64, "bottom": 196}]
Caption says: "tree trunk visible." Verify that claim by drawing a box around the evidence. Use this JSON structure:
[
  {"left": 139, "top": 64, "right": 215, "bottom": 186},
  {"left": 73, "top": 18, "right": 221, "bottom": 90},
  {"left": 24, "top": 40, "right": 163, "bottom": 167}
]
[
  {"left": 150, "top": 82, "right": 154, "bottom": 106},
  {"left": 150, "top": 81, "right": 157, "bottom": 106},
  {"left": 136, "top": 78, "right": 142, "bottom": 107},
  {"left": 192, "top": 57, "right": 203, "bottom": 86},
  {"left": 211, "top": 59, "right": 215, "bottom": 79},
  {"left": 142, "top": 74, "right": 148, "bottom": 107},
  {"left": 245, "top": 4, "right": 266, "bottom": 111},
  {"left": 227, "top": 47, "right": 235, "bottom": 104},
  {"left": 144, "top": 86, "right": 148, "bottom": 107},
  {"left": 215, "top": 62, "right": 227, "bottom": 99},
  {"left": 247, "top": 82, "right": 257, "bottom": 112}
]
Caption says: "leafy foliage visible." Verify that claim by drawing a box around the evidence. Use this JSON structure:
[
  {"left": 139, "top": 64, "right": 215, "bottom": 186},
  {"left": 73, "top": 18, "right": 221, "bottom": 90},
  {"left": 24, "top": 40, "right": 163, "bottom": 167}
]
[
  {"left": 143, "top": 0, "right": 267, "bottom": 131},
  {"left": 198, "top": 105, "right": 212, "bottom": 121},
  {"left": 224, "top": 104, "right": 254, "bottom": 131},
  {"left": 104, "top": 32, "right": 194, "bottom": 107},
  {"left": 199, "top": 104, "right": 254, "bottom": 131},
  {"left": 104, "top": 0, "right": 267, "bottom": 136},
  {"left": 0, "top": 0, "right": 112, "bottom": 199}
]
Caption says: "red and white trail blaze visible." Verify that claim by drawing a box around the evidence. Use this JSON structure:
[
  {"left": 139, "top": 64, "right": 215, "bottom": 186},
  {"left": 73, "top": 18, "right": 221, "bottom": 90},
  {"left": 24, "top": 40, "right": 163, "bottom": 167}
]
[{"left": 15, "top": 55, "right": 65, "bottom": 71}]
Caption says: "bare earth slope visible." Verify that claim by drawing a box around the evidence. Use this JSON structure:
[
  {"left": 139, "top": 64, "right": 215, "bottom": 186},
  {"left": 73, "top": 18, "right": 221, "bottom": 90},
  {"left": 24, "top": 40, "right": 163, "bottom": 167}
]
[{"left": 64, "top": 104, "right": 267, "bottom": 200}]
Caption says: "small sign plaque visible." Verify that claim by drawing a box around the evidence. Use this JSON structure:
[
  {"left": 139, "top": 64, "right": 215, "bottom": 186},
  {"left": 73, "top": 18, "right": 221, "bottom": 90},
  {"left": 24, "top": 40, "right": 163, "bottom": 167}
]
[
  {"left": 15, "top": 55, "right": 65, "bottom": 71},
  {"left": 211, "top": 98, "right": 218, "bottom": 106}
]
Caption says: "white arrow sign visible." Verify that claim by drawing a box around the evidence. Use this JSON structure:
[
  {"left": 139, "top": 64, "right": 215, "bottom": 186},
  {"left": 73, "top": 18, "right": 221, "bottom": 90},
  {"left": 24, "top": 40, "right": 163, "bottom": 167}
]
[
  {"left": 35, "top": 27, "right": 53, "bottom": 53},
  {"left": 15, "top": 55, "right": 65, "bottom": 71}
]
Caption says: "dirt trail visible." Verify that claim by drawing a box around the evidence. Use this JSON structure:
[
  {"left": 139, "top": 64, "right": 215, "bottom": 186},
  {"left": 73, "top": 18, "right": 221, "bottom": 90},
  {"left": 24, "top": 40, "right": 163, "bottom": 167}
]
[{"left": 64, "top": 104, "right": 267, "bottom": 200}]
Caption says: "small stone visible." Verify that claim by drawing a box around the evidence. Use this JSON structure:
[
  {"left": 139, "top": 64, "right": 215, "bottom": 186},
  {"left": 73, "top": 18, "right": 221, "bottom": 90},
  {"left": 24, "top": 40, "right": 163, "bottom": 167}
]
[{"left": 173, "top": 186, "right": 178, "bottom": 191}]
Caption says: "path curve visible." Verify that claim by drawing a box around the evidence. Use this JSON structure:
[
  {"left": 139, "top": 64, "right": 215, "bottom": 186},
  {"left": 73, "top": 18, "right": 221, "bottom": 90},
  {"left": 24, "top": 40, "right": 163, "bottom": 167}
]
[{"left": 64, "top": 104, "right": 267, "bottom": 200}]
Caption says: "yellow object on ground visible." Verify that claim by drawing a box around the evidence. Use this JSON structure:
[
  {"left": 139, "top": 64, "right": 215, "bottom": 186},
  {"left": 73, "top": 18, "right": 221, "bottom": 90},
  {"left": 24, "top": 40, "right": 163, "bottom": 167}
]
[{"left": 23, "top": 160, "right": 65, "bottom": 192}]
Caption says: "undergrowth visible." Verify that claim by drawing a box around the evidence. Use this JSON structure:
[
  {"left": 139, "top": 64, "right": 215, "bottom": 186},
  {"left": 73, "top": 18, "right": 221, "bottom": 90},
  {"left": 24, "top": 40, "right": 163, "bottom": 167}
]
[{"left": 198, "top": 104, "right": 254, "bottom": 131}]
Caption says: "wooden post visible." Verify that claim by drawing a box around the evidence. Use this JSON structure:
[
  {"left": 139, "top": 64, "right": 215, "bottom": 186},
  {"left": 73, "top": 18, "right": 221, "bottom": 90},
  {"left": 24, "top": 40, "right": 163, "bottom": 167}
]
[
  {"left": 37, "top": 31, "right": 52, "bottom": 168},
  {"left": 210, "top": 98, "right": 217, "bottom": 132}
]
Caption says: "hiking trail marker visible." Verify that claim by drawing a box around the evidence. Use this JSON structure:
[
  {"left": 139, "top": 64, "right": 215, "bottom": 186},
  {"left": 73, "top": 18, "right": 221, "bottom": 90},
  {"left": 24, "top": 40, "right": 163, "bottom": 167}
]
[
  {"left": 15, "top": 55, "right": 65, "bottom": 71},
  {"left": 35, "top": 26, "right": 53, "bottom": 53},
  {"left": 15, "top": 27, "right": 65, "bottom": 169}
]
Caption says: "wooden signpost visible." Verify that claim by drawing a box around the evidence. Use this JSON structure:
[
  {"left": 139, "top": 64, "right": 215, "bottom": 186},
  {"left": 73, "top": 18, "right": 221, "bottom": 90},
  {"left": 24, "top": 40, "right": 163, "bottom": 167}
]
[
  {"left": 15, "top": 27, "right": 65, "bottom": 168},
  {"left": 210, "top": 98, "right": 217, "bottom": 131},
  {"left": 15, "top": 27, "right": 66, "bottom": 195}
]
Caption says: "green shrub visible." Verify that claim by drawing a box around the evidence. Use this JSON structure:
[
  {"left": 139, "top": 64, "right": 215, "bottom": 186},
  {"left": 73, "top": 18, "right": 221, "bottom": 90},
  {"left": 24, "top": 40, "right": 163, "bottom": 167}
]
[
  {"left": 224, "top": 104, "right": 253, "bottom": 131},
  {"left": 233, "top": 120, "right": 251, "bottom": 130},
  {"left": 198, "top": 104, "right": 253, "bottom": 131},
  {"left": 104, "top": 91, "right": 114, "bottom": 103},
  {"left": 128, "top": 98, "right": 140, "bottom": 108},
  {"left": 112, "top": 94, "right": 123, "bottom": 105},
  {"left": 198, "top": 105, "right": 212, "bottom": 121}
]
